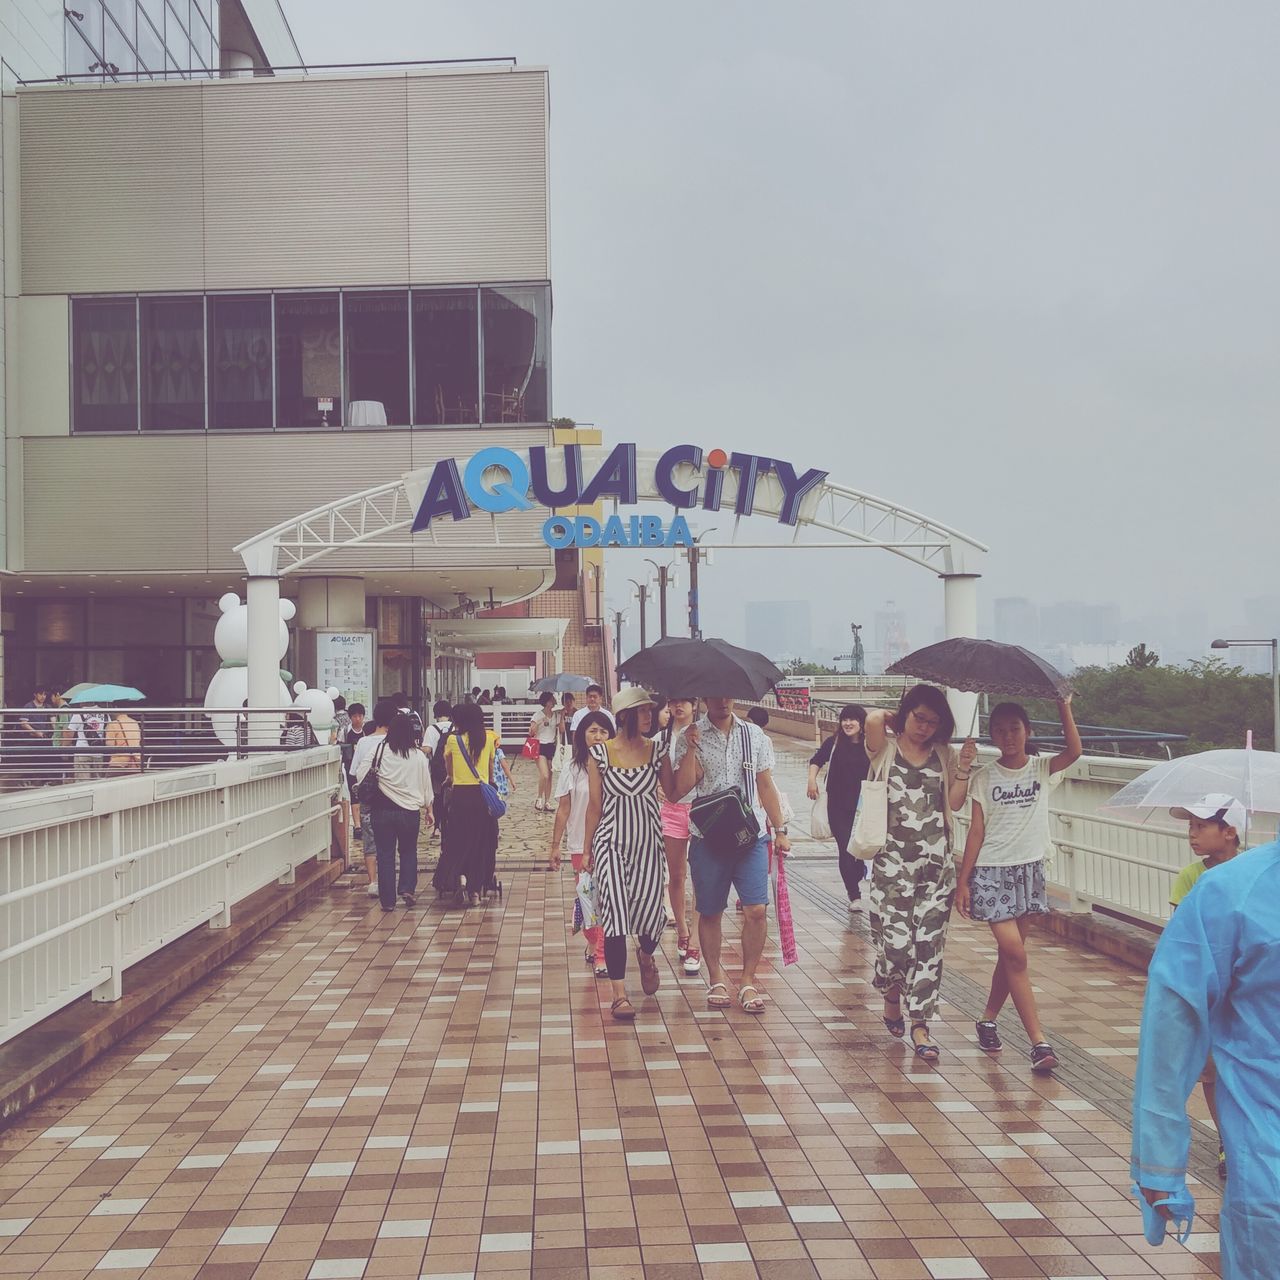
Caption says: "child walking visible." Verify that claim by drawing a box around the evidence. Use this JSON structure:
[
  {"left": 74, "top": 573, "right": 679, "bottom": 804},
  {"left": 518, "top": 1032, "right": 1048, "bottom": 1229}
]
[
  {"left": 957, "top": 695, "right": 1081, "bottom": 1072},
  {"left": 1168, "top": 791, "right": 1247, "bottom": 1179},
  {"left": 548, "top": 711, "right": 616, "bottom": 977}
]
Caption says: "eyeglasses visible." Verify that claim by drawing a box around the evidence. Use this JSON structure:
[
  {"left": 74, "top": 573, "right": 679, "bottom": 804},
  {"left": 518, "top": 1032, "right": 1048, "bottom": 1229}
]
[{"left": 908, "top": 709, "right": 941, "bottom": 731}]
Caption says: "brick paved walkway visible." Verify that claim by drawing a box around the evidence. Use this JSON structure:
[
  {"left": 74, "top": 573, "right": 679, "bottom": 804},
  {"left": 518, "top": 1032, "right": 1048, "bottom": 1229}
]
[{"left": 0, "top": 759, "right": 1223, "bottom": 1280}]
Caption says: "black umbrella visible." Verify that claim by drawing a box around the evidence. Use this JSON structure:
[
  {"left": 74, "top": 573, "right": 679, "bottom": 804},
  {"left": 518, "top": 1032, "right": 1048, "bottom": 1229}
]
[
  {"left": 886, "top": 638, "right": 1072, "bottom": 699},
  {"left": 618, "top": 637, "right": 784, "bottom": 700}
]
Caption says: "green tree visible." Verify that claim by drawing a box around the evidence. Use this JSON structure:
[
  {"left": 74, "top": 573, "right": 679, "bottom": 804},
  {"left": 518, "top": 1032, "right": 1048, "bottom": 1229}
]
[
  {"left": 1025, "top": 656, "right": 1272, "bottom": 756},
  {"left": 1126, "top": 643, "right": 1160, "bottom": 669},
  {"left": 784, "top": 659, "right": 838, "bottom": 677}
]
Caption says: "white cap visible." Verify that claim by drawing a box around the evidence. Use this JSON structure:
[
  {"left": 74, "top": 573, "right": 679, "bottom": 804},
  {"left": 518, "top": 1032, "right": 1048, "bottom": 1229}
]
[{"left": 1170, "top": 793, "right": 1247, "bottom": 838}]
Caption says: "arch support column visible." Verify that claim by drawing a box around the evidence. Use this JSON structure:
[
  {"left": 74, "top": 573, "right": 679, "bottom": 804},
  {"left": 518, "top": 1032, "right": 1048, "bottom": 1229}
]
[
  {"left": 247, "top": 574, "right": 282, "bottom": 737},
  {"left": 941, "top": 573, "right": 980, "bottom": 735}
]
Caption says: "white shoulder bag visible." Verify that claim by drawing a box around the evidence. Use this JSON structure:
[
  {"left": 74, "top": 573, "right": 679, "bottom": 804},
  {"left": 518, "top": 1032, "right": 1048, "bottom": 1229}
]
[
  {"left": 809, "top": 766, "right": 832, "bottom": 841},
  {"left": 850, "top": 746, "right": 892, "bottom": 860}
]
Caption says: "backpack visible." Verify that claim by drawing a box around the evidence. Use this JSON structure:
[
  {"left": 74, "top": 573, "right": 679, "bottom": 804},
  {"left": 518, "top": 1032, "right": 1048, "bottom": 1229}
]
[{"left": 428, "top": 725, "right": 453, "bottom": 798}]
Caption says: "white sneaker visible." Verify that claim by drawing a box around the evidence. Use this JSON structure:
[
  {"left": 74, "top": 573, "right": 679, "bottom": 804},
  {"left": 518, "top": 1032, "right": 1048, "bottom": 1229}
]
[
  {"left": 848, "top": 898, "right": 866, "bottom": 912},
  {"left": 367, "top": 882, "right": 379, "bottom": 897}
]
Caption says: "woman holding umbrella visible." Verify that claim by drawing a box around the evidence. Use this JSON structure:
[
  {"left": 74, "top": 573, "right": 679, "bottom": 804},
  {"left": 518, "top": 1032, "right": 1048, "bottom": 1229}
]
[{"left": 863, "top": 685, "right": 975, "bottom": 1062}]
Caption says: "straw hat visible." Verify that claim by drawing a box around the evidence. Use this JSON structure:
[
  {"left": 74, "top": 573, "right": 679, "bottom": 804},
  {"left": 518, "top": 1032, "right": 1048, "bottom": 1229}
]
[{"left": 612, "top": 686, "right": 656, "bottom": 715}]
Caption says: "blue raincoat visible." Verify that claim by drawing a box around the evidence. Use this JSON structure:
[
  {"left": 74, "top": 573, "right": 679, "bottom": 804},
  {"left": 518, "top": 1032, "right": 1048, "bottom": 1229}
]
[{"left": 1131, "top": 840, "right": 1280, "bottom": 1279}]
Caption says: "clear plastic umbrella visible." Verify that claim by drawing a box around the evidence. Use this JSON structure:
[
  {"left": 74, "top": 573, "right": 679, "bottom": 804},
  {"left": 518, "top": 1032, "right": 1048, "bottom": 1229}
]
[{"left": 1102, "top": 748, "right": 1280, "bottom": 827}]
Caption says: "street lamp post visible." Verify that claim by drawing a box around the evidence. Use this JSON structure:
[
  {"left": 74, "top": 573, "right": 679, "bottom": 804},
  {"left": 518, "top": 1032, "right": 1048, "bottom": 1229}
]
[
  {"left": 1211, "top": 637, "right": 1280, "bottom": 751},
  {"left": 610, "top": 609, "right": 627, "bottom": 670},
  {"left": 643, "top": 558, "right": 678, "bottom": 639},
  {"left": 628, "top": 578, "right": 651, "bottom": 652},
  {"left": 685, "top": 529, "right": 716, "bottom": 641}
]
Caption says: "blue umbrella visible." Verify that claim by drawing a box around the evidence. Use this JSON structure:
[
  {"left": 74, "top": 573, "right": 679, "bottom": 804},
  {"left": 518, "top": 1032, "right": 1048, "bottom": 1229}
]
[
  {"left": 530, "top": 673, "right": 593, "bottom": 694},
  {"left": 66, "top": 684, "right": 146, "bottom": 705}
]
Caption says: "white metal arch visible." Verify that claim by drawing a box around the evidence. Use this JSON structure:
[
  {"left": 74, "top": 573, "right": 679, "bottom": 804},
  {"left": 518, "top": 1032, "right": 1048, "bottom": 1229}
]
[
  {"left": 236, "top": 445, "right": 987, "bottom": 724},
  {"left": 234, "top": 446, "right": 987, "bottom": 577}
]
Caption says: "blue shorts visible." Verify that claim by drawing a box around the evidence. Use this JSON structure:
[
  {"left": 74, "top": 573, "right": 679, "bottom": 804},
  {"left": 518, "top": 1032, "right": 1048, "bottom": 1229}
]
[{"left": 689, "top": 834, "right": 770, "bottom": 915}]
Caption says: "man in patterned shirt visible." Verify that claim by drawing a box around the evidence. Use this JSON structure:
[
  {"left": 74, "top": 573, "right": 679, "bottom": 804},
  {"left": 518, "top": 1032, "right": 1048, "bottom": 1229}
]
[{"left": 675, "top": 697, "right": 791, "bottom": 1014}]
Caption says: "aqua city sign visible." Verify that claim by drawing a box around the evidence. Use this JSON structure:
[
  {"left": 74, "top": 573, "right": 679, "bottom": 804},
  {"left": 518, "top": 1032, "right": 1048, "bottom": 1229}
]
[{"left": 410, "top": 444, "right": 828, "bottom": 548}]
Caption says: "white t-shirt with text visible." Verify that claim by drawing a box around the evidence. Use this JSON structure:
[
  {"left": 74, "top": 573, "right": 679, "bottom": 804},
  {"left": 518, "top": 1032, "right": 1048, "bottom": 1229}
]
[{"left": 968, "top": 755, "right": 1060, "bottom": 867}]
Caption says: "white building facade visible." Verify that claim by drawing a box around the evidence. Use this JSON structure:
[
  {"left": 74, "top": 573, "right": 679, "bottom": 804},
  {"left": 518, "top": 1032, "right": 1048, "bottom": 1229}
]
[{"left": 2, "top": 4, "right": 560, "bottom": 707}]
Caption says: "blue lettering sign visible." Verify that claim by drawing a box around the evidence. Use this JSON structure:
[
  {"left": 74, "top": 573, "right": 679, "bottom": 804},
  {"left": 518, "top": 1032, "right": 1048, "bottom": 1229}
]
[{"left": 463, "top": 447, "right": 536, "bottom": 513}]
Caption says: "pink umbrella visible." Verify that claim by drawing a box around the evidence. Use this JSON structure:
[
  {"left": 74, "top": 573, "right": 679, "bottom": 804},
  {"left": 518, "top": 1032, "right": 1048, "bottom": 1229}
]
[{"left": 774, "top": 853, "right": 798, "bottom": 966}]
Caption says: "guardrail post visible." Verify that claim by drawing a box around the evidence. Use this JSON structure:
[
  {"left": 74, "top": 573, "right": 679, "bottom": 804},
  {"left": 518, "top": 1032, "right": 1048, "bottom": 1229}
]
[
  {"left": 1056, "top": 815, "right": 1083, "bottom": 912},
  {"left": 212, "top": 788, "right": 233, "bottom": 929},
  {"left": 92, "top": 813, "right": 126, "bottom": 1001}
]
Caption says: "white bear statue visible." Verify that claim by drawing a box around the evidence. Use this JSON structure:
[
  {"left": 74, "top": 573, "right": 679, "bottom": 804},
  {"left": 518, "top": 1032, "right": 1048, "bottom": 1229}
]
[{"left": 203, "top": 592, "right": 296, "bottom": 746}]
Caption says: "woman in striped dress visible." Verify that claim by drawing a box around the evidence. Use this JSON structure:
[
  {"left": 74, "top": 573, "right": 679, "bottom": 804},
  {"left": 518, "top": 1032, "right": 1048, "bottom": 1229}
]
[{"left": 583, "top": 687, "right": 699, "bottom": 1021}]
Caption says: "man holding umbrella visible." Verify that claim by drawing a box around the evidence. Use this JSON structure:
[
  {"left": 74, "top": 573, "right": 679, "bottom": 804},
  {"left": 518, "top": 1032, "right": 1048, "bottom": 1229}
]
[{"left": 674, "top": 696, "right": 790, "bottom": 1014}]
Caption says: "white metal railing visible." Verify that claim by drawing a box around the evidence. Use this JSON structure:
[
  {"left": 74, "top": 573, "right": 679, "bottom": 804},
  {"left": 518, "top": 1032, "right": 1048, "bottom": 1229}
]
[
  {"left": 953, "top": 750, "right": 1279, "bottom": 926},
  {"left": 809, "top": 675, "right": 912, "bottom": 693},
  {"left": 0, "top": 746, "right": 338, "bottom": 1045}
]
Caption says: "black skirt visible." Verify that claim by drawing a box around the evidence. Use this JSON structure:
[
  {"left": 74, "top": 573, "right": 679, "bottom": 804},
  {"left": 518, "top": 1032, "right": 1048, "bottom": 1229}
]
[{"left": 433, "top": 784, "right": 499, "bottom": 893}]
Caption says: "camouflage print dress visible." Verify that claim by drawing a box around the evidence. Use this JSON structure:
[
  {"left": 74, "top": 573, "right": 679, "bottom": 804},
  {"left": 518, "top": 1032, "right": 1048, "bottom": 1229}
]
[{"left": 869, "top": 747, "right": 956, "bottom": 1023}]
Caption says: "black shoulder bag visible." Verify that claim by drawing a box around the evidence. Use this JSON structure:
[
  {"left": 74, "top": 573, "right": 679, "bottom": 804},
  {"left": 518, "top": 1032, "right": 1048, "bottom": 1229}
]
[
  {"left": 357, "top": 740, "right": 388, "bottom": 809},
  {"left": 689, "top": 723, "right": 761, "bottom": 856}
]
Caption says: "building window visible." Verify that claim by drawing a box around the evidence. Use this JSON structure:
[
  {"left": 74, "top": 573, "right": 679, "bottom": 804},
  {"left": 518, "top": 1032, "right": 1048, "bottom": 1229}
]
[
  {"left": 275, "top": 293, "right": 341, "bottom": 429},
  {"left": 412, "top": 289, "right": 478, "bottom": 425},
  {"left": 73, "top": 298, "right": 139, "bottom": 432},
  {"left": 65, "top": 0, "right": 218, "bottom": 82},
  {"left": 344, "top": 291, "right": 409, "bottom": 427},
  {"left": 208, "top": 294, "right": 272, "bottom": 429},
  {"left": 103, "top": 7, "right": 138, "bottom": 77},
  {"left": 65, "top": 3, "right": 105, "bottom": 78},
  {"left": 136, "top": 8, "right": 164, "bottom": 72},
  {"left": 482, "top": 286, "right": 549, "bottom": 423},
  {"left": 141, "top": 296, "right": 205, "bottom": 430},
  {"left": 71, "top": 283, "right": 549, "bottom": 432}
]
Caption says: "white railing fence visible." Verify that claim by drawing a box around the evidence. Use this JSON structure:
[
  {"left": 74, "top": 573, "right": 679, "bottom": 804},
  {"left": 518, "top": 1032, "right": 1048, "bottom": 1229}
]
[{"left": 0, "top": 746, "right": 338, "bottom": 1046}]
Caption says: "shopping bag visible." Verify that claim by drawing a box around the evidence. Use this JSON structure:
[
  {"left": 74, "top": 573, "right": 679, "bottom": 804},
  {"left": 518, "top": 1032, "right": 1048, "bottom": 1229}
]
[
  {"left": 774, "top": 854, "right": 798, "bottom": 966},
  {"left": 850, "top": 754, "right": 889, "bottom": 860},
  {"left": 521, "top": 734, "right": 540, "bottom": 761},
  {"left": 573, "top": 870, "right": 599, "bottom": 934},
  {"left": 809, "top": 767, "right": 831, "bottom": 840}
]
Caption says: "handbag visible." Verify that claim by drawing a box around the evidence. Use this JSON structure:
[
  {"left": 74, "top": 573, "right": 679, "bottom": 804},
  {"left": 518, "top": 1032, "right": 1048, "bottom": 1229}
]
[
  {"left": 809, "top": 767, "right": 832, "bottom": 841},
  {"left": 688, "top": 723, "right": 761, "bottom": 856},
  {"left": 455, "top": 733, "right": 507, "bottom": 819},
  {"left": 521, "top": 732, "right": 541, "bottom": 761},
  {"left": 356, "top": 740, "right": 387, "bottom": 809},
  {"left": 850, "top": 748, "right": 891, "bottom": 860}
]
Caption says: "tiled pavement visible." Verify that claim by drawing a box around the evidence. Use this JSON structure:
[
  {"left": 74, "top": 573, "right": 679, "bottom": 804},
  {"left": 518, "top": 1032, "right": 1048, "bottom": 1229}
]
[{"left": 0, "top": 752, "right": 1223, "bottom": 1280}]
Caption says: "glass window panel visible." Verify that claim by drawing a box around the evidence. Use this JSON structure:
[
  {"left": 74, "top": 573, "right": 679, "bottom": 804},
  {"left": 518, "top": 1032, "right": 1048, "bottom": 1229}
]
[
  {"left": 184, "top": 598, "right": 221, "bottom": 646},
  {"left": 412, "top": 289, "right": 478, "bottom": 424},
  {"left": 275, "top": 293, "right": 341, "bottom": 429},
  {"left": 208, "top": 294, "right": 271, "bottom": 428},
  {"left": 87, "top": 650, "right": 126, "bottom": 685},
  {"left": 103, "top": 0, "right": 133, "bottom": 36},
  {"left": 141, "top": 296, "right": 205, "bottom": 430},
  {"left": 343, "top": 291, "right": 408, "bottom": 427},
  {"left": 65, "top": 4, "right": 104, "bottom": 78},
  {"left": 73, "top": 298, "right": 138, "bottom": 432},
  {"left": 136, "top": 8, "right": 164, "bottom": 72},
  {"left": 90, "top": 597, "right": 182, "bottom": 645},
  {"left": 481, "top": 285, "right": 549, "bottom": 423},
  {"left": 36, "top": 601, "right": 87, "bottom": 646},
  {"left": 191, "top": 10, "right": 214, "bottom": 69},
  {"left": 103, "top": 11, "right": 138, "bottom": 79},
  {"left": 164, "top": 0, "right": 188, "bottom": 45}
]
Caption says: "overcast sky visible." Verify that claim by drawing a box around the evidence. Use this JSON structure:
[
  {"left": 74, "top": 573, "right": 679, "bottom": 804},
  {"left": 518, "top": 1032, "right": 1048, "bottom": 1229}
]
[{"left": 295, "top": 2, "right": 1278, "bottom": 659}]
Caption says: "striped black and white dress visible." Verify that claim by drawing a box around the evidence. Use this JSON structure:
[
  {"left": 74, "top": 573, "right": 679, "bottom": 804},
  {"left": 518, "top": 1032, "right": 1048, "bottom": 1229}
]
[{"left": 589, "top": 739, "right": 667, "bottom": 941}]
